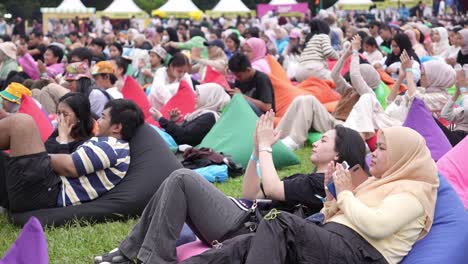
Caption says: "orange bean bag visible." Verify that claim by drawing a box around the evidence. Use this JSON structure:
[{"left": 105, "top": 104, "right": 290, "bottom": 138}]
[
  {"left": 296, "top": 77, "right": 341, "bottom": 104},
  {"left": 377, "top": 68, "right": 407, "bottom": 94}
]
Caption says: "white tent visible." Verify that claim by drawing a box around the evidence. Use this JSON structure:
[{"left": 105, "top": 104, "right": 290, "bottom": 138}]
[
  {"left": 213, "top": 0, "right": 250, "bottom": 13},
  {"left": 269, "top": 0, "right": 298, "bottom": 5},
  {"left": 99, "top": 0, "right": 148, "bottom": 18},
  {"left": 40, "top": 0, "right": 95, "bottom": 32},
  {"left": 336, "top": 0, "right": 373, "bottom": 4},
  {"left": 157, "top": 0, "right": 202, "bottom": 13}
]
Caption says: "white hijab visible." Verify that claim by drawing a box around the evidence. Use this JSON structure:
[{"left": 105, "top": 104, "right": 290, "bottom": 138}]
[{"left": 185, "top": 83, "right": 230, "bottom": 122}]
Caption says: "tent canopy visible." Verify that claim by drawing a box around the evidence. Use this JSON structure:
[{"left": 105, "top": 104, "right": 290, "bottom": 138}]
[
  {"left": 213, "top": 0, "right": 250, "bottom": 12},
  {"left": 157, "top": 0, "right": 202, "bottom": 13},
  {"left": 336, "top": 0, "right": 373, "bottom": 4},
  {"left": 269, "top": 0, "right": 298, "bottom": 5},
  {"left": 41, "top": 0, "right": 95, "bottom": 13},
  {"left": 99, "top": 0, "right": 148, "bottom": 18}
]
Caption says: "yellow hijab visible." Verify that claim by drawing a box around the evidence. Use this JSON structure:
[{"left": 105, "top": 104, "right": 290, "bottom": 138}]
[{"left": 332, "top": 127, "right": 439, "bottom": 239}]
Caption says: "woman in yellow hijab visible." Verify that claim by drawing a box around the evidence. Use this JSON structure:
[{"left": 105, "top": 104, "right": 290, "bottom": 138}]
[{"left": 179, "top": 126, "right": 439, "bottom": 264}]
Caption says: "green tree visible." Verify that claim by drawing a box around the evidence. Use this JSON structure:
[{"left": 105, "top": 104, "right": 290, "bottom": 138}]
[{"left": 134, "top": 0, "right": 166, "bottom": 14}]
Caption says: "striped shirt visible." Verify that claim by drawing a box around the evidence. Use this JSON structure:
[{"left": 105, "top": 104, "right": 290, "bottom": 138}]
[
  {"left": 299, "top": 34, "right": 338, "bottom": 65},
  {"left": 57, "top": 137, "right": 130, "bottom": 207}
]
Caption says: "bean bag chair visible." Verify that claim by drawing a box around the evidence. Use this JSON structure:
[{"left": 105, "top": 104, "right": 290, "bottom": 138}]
[
  {"left": 377, "top": 68, "right": 407, "bottom": 94},
  {"left": 177, "top": 241, "right": 210, "bottom": 262},
  {"left": 122, "top": 76, "right": 151, "bottom": 120},
  {"left": 402, "top": 174, "right": 468, "bottom": 264},
  {"left": 375, "top": 82, "right": 390, "bottom": 110},
  {"left": 146, "top": 80, "right": 196, "bottom": 126},
  {"left": 436, "top": 137, "right": 468, "bottom": 209},
  {"left": 199, "top": 94, "right": 300, "bottom": 169},
  {"left": 9, "top": 124, "right": 183, "bottom": 226},
  {"left": 0, "top": 217, "right": 48, "bottom": 264},
  {"left": 323, "top": 100, "right": 339, "bottom": 113},
  {"left": 202, "top": 66, "right": 230, "bottom": 91},
  {"left": 307, "top": 132, "right": 322, "bottom": 145},
  {"left": 402, "top": 98, "right": 452, "bottom": 161},
  {"left": 296, "top": 77, "right": 341, "bottom": 104},
  {"left": 18, "top": 95, "right": 53, "bottom": 142},
  {"left": 266, "top": 55, "right": 290, "bottom": 83}
]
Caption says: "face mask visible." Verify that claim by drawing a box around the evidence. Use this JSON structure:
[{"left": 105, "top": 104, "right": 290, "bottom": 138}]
[{"left": 162, "top": 35, "right": 169, "bottom": 43}]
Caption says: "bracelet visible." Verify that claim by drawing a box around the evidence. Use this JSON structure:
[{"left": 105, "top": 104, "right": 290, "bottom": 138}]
[
  {"left": 250, "top": 154, "right": 258, "bottom": 162},
  {"left": 259, "top": 147, "right": 273, "bottom": 153},
  {"left": 404, "top": 68, "right": 413, "bottom": 73},
  {"left": 352, "top": 49, "right": 359, "bottom": 55}
]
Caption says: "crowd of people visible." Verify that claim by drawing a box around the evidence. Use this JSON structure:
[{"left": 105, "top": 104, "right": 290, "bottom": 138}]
[{"left": 0, "top": 5, "right": 467, "bottom": 264}]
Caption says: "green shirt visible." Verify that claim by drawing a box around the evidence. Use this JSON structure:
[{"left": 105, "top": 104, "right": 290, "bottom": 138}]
[
  {"left": 177, "top": 36, "right": 208, "bottom": 59},
  {"left": 0, "top": 58, "right": 19, "bottom": 80}
]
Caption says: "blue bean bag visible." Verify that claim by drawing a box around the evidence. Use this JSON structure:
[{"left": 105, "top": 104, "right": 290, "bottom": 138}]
[
  {"left": 402, "top": 174, "right": 468, "bottom": 264},
  {"left": 9, "top": 124, "right": 183, "bottom": 227}
]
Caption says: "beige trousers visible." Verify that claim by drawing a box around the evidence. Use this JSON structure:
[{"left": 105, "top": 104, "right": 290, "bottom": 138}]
[
  {"left": 294, "top": 61, "right": 331, "bottom": 81},
  {"left": 32, "top": 84, "right": 69, "bottom": 114},
  {"left": 277, "top": 95, "right": 341, "bottom": 147}
]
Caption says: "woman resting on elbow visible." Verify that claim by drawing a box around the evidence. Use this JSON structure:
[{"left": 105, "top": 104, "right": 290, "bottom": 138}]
[
  {"left": 45, "top": 93, "right": 94, "bottom": 154},
  {"left": 180, "top": 126, "right": 439, "bottom": 264},
  {"left": 149, "top": 83, "right": 231, "bottom": 146},
  {"left": 94, "top": 111, "right": 368, "bottom": 264}
]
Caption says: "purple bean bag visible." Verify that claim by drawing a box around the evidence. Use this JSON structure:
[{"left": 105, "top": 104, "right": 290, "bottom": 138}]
[
  {"left": 0, "top": 217, "right": 48, "bottom": 264},
  {"left": 402, "top": 98, "right": 452, "bottom": 161}
]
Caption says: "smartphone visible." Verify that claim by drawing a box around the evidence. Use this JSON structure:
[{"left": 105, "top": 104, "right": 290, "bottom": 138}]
[
  {"left": 327, "top": 163, "right": 369, "bottom": 199},
  {"left": 327, "top": 161, "right": 349, "bottom": 199}
]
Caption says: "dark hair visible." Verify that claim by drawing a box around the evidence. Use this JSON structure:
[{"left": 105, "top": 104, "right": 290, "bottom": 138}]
[
  {"left": 58, "top": 93, "right": 94, "bottom": 140},
  {"left": 245, "top": 27, "right": 260, "bottom": 38},
  {"left": 227, "top": 33, "right": 240, "bottom": 49},
  {"left": 334, "top": 125, "right": 369, "bottom": 174},
  {"left": 109, "top": 42, "right": 123, "bottom": 56},
  {"left": 178, "top": 23, "right": 189, "bottom": 30},
  {"left": 97, "top": 73, "right": 117, "bottom": 85},
  {"left": 364, "top": 36, "right": 379, "bottom": 47},
  {"left": 31, "top": 31, "right": 43, "bottom": 38},
  {"left": 104, "top": 99, "right": 144, "bottom": 141},
  {"left": 305, "top": 19, "right": 330, "bottom": 44},
  {"left": 68, "top": 31, "right": 79, "bottom": 37},
  {"left": 189, "top": 28, "right": 205, "bottom": 39},
  {"left": 76, "top": 77, "right": 94, "bottom": 96},
  {"left": 69, "top": 47, "right": 93, "bottom": 66},
  {"left": 168, "top": 52, "right": 189, "bottom": 68},
  {"left": 166, "top": 27, "right": 179, "bottom": 42},
  {"left": 385, "top": 33, "right": 420, "bottom": 66},
  {"left": 91, "top": 38, "right": 106, "bottom": 51},
  {"left": 210, "top": 28, "right": 222, "bottom": 39},
  {"left": 369, "top": 21, "right": 381, "bottom": 29},
  {"left": 114, "top": 57, "right": 129, "bottom": 74},
  {"left": 47, "top": 45, "right": 64, "bottom": 63},
  {"left": 228, "top": 53, "right": 251, "bottom": 73},
  {"left": 416, "top": 28, "right": 425, "bottom": 44}
]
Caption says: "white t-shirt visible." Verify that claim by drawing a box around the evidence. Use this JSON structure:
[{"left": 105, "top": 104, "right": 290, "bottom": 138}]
[{"left": 107, "top": 87, "right": 123, "bottom": 99}]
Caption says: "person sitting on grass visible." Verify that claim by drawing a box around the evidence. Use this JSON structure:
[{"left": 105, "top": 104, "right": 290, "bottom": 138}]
[
  {"left": 94, "top": 111, "right": 368, "bottom": 264},
  {"left": 0, "top": 99, "right": 144, "bottom": 212},
  {"left": 227, "top": 53, "right": 275, "bottom": 116},
  {"left": 45, "top": 93, "right": 95, "bottom": 154}
]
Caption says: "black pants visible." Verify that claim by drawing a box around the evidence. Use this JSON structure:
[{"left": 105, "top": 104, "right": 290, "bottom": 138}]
[
  {"left": 0, "top": 152, "right": 61, "bottom": 213},
  {"left": 181, "top": 212, "right": 387, "bottom": 264},
  {"left": 435, "top": 118, "right": 468, "bottom": 146}
]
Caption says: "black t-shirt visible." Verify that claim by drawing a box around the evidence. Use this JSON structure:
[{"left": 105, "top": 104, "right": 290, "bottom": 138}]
[
  {"left": 29, "top": 44, "right": 47, "bottom": 62},
  {"left": 271, "top": 173, "right": 325, "bottom": 217},
  {"left": 456, "top": 51, "right": 468, "bottom": 66},
  {"left": 234, "top": 70, "right": 275, "bottom": 111}
]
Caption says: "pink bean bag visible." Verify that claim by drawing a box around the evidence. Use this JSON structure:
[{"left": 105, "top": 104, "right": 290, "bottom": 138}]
[
  {"left": 18, "top": 95, "right": 53, "bottom": 142},
  {"left": 437, "top": 137, "right": 468, "bottom": 209},
  {"left": 176, "top": 241, "right": 210, "bottom": 262}
]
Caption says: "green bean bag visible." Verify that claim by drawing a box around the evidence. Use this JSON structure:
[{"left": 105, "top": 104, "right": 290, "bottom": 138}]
[
  {"left": 375, "top": 81, "right": 390, "bottom": 110},
  {"left": 307, "top": 132, "right": 323, "bottom": 145},
  {"left": 199, "top": 94, "right": 300, "bottom": 169}
]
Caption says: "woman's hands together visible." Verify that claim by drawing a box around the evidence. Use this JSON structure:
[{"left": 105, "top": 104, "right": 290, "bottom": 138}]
[{"left": 255, "top": 110, "right": 280, "bottom": 150}]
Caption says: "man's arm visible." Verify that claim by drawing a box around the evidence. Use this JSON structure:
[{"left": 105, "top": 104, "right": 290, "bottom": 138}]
[
  {"left": 49, "top": 154, "right": 79, "bottom": 178},
  {"left": 243, "top": 95, "right": 272, "bottom": 112}
]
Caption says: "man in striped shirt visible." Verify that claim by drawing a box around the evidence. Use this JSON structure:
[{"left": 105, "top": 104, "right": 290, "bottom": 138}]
[{"left": 0, "top": 99, "right": 144, "bottom": 213}]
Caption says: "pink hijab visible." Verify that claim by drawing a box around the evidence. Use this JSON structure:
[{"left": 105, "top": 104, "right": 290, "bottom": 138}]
[
  {"left": 460, "top": 29, "right": 468, "bottom": 55},
  {"left": 245, "top": 37, "right": 271, "bottom": 74},
  {"left": 404, "top": 29, "right": 418, "bottom": 46}
]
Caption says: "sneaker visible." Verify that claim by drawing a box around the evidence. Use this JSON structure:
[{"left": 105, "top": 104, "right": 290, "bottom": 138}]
[
  {"left": 281, "top": 136, "right": 300, "bottom": 151},
  {"left": 94, "top": 248, "right": 133, "bottom": 264}
]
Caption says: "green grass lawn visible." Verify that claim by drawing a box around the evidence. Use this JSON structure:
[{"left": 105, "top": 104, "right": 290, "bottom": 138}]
[{"left": 0, "top": 146, "right": 313, "bottom": 264}]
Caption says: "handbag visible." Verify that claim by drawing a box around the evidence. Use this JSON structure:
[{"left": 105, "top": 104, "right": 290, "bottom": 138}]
[{"left": 332, "top": 88, "right": 360, "bottom": 121}]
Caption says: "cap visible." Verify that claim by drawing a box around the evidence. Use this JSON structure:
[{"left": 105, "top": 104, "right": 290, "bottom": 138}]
[
  {"left": 0, "top": 82, "right": 32, "bottom": 104},
  {"left": 289, "top": 30, "right": 301, "bottom": 39},
  {"left": 0, "top": 42, "right": 17, "bottom": 60},
  {"left": 204, "top": 39, "right": 225, "bottom": 50},
  {"left": 91, "top": 61, "right": 115, "bottom": 76},
  {"left": 149, "top": 45, "right": 167, "bottom": 61},
  {"left": 65, "top": 62, "right": 92, "bottom": 81}
]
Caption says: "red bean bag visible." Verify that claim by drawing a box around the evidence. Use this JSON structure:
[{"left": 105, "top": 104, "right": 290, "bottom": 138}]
[
  {"left": 18, "top": 95, "right": 53, "bottom": 142},
  {"left": 202, "top": 66, "right": 230, "bottom": 91},
  {"left": 122, "top": 76, "right": 151, "bottom": 119},
  {"left": 145, "top": 80, "right": 196, "bottom": 126}
]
